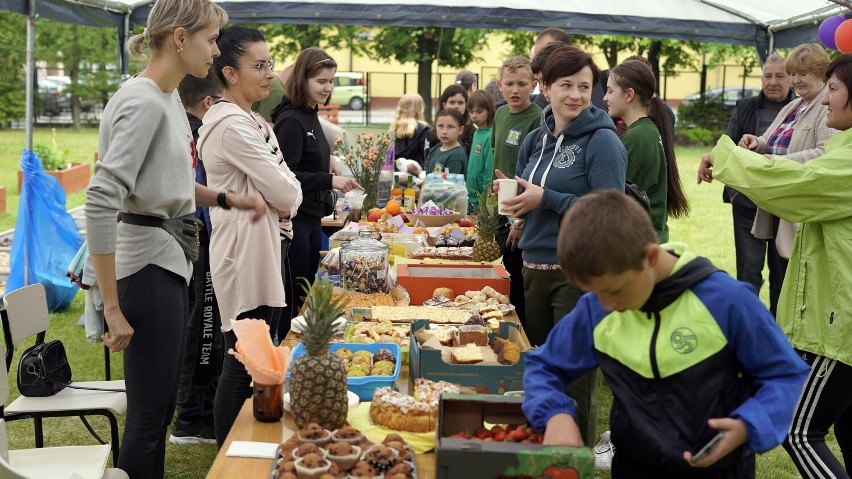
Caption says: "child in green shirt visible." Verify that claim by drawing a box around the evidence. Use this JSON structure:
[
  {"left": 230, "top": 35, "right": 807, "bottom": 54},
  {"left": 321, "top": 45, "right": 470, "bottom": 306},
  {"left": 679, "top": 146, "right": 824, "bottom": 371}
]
[
  {"left": 425, "top": 109, "right": 467, "bottom": 175},
  {"left": 466, "top": 91, "right": 495, "bottom": 210}
]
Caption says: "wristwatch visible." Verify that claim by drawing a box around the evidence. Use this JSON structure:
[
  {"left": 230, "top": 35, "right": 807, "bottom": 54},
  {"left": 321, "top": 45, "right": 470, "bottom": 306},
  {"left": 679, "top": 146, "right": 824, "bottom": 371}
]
[{"left": 217, "top": 191, "right": 231, "bottom": 209}]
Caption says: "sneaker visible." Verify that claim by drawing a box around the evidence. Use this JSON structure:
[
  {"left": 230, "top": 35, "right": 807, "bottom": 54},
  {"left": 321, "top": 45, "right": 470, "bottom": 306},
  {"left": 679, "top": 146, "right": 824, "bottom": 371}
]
[
  {"left": 169, "top": 420, "right": 217, "bottom": 445},
  {"left": 594, "top": 430, "right": 615, "bottom": 469}
]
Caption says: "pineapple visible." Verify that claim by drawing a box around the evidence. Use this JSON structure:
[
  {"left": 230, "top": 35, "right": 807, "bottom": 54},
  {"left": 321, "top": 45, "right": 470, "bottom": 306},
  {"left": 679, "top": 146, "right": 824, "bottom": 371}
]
[
  {"left": 289, "top": 278, "right": 349, "bottom": 430},
  {"left": 473, "top": 189, "right": 502, "bottom": 262}
]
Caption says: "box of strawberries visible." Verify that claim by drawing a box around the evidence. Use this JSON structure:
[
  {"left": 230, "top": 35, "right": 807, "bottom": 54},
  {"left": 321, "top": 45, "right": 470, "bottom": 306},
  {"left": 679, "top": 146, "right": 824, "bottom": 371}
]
[{"left": 435, "top": 394, "right": 594, "bottom": 479}]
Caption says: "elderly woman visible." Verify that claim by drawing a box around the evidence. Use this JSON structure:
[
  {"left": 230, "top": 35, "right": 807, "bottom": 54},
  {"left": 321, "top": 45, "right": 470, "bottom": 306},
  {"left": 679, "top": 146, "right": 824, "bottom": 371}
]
[
  {"left": 705, "top": 52, "right": 852, "bottom": 479},
  {"left": 737, "top": 44, "right": 837, "bottom": 257}
]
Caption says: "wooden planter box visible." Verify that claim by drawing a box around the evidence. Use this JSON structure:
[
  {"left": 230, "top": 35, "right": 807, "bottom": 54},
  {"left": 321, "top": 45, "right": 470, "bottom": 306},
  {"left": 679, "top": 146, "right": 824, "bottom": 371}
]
[
  {"left": 0, "top": 186, "right": 6, "bottom": 214},
  {"left": 18, "top": 162, "right": 92, "bottom": 195}
]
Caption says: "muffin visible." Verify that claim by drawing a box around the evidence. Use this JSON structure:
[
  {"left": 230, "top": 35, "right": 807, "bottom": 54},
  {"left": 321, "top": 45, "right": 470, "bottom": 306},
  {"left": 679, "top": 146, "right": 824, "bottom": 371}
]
[
  {"left": 293, "top": 442, "right": 322, "bottom": 459},
  {"left": 384, "top": 462, "right": 414, "bottom": 478},
  {"left": 274, "top": 471, "right": 297, "bottom": 479},
  {"left": 349, "top": 461, "right": 378, "bottom": 478},
  {"left": 332, "top": 426, "right": 365, "bottom": 445},
  {"left": 372, "top": 348, "right": 397, "bottom": 364},
  {"left": 326, "top": 442, "right": 361, "bottom": 470},
  {"left": 280, "top": 437, "right": 301, "bottom": 460},
  {"left": 298, "top": 423, "right": 332, "bottom": 445},
  {"left": 382, "top": 441, "right": 410, "bottom": 462},
  {"left": 277, "top": 460, "right": 297, "bottom": 473},
  {"left": 381, "top": 434, "right": 406, "bottom": 446},
  {"left": 362, "top": 445, "right": 398, "bottom": 472},
  {"left": 325, "top": 462, "right": 346, "bottom": 479},
  {"left": 294, "top": 453, "right": 331, "bottom": 479}
]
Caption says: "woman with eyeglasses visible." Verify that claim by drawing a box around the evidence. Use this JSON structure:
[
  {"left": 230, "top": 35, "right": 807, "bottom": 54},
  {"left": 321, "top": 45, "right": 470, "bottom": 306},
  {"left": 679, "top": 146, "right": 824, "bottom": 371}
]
[
  {"left": 197, "top": 25, "right": 302, "bottom": 446},
  {"left": 272, "top": 47, "right": 362, "bottom": 334}
]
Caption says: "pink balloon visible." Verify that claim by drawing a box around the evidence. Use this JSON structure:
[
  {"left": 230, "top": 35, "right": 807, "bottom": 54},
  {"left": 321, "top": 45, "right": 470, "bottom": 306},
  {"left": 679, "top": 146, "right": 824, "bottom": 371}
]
[{"left": 819, "top": 16, "right": 845, "bottom": 50}]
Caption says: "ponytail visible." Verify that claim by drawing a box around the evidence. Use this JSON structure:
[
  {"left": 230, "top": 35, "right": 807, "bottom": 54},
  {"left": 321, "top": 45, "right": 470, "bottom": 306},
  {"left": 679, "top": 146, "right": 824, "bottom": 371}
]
[{"left": 648, "top": 96, "right": 689, "bottom": 218}]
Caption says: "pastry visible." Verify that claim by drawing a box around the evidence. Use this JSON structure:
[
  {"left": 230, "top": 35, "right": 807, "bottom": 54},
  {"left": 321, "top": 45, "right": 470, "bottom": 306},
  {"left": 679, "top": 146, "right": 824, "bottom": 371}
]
[
  {"left": 363, "top": 445, "right": 398, "bottom": 472},
  {"left": 350, "top": 460, "right": 378, "bottom": 477},
  {"left": 451, "top": 343, "right": 485, "bottom": 364},
  {"left": 491, "top": 337, "right": 521, "bottom": 365},
  {"left": 456, "top": 326, "right": 488, "bottom": 346},
  {"left": 373, "top": 348, "right": 397, "bottom": 364},
  {"left": 433, "top": 287, "right": 455, "bottom": 298},
  {"left": 369, "top": 379, "right": 459, "bottom": 432},
  {"left": 331, "top": 426, "right": 364, "bottom": 445}
]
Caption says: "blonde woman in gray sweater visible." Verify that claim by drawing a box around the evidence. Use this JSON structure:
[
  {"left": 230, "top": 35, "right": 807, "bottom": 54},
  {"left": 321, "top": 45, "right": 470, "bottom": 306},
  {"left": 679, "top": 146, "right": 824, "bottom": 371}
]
[{"left": 85, "top": 1, "right": 264, "bottom": 477}]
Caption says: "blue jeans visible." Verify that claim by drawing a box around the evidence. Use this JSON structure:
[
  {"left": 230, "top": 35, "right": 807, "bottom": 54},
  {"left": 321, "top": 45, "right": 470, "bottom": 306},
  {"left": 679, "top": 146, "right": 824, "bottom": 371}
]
[{"left": 117, "top": 264, "right": 188, "bottom": 479}]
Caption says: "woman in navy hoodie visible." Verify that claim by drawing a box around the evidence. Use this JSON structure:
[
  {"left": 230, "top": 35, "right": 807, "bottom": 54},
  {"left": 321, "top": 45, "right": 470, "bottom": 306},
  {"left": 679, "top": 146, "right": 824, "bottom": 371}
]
[
  {"left": 496, "top": 44, "right": 627, "bottom": 446},
  {"left": 272, "top": 48, "right": 361, "bottom": 336}
]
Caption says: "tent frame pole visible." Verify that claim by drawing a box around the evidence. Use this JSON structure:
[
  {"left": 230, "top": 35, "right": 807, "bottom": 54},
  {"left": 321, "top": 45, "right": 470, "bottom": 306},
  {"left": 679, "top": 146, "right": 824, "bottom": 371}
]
[{"left": 25, "top": 0, "right": 35, "bottom": 153}]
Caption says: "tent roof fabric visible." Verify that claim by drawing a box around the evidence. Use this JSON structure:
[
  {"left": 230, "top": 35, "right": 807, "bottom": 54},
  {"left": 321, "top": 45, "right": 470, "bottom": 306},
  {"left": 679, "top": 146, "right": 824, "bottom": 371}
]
[{"left": 3, "top": 0, "right": 847, "bottom": 48}]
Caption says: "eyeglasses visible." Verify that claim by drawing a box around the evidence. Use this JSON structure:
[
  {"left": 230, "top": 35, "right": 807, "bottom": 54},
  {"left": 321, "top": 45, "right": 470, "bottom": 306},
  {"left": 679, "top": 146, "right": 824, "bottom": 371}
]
[{"left": 241, "top": 60, "right": 275, "bottom": 74}]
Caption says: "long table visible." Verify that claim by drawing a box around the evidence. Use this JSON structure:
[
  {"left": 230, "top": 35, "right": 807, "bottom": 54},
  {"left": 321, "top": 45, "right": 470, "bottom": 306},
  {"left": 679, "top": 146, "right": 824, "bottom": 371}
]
[
  {"left": 204, "top": 367, "right": 435, "bottom": 478},
  {"left": 206, "top": 311, "right": 527, "bottom": 478}
]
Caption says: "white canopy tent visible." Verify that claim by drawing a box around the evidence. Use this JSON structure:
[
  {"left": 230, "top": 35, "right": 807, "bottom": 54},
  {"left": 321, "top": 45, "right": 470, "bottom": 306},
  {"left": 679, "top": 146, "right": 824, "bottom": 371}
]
[{"left": 3, "top": 0, "right": 849, "bottom": 148}]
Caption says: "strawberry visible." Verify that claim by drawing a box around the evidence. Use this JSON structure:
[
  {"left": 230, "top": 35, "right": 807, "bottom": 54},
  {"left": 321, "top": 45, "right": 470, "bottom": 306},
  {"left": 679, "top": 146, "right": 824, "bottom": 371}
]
[
  {"left": 493, "top": 430, "right": 508, "bottom": 442},
  {"left": 509, "top": 425, "right": 528, "bottom": 442},
  {"left": 449, "top": 432, "right": 471, "bottom": 440}
]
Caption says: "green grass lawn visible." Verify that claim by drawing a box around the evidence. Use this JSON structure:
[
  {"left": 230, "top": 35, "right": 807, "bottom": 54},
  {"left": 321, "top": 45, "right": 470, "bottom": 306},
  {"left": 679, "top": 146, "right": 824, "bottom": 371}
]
[{"left": 1, "top": 130, "right": 840, "bottom": 478}]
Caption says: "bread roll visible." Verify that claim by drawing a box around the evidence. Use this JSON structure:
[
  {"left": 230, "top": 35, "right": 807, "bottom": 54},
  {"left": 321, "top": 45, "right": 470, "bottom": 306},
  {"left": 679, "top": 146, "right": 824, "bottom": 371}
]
[{"left": 433, "top": 287, "right": 454, "bottom": 299}]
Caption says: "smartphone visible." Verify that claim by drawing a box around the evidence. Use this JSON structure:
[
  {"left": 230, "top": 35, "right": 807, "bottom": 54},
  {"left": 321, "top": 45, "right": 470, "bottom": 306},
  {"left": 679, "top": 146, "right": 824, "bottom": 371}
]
[{"left": 691, "top": 431, "right": 724, "bottom": 464}]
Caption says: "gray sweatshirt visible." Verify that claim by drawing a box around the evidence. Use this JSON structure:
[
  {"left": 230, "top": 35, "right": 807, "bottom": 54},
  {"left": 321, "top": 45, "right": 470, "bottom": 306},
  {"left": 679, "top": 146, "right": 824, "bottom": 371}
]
[{"left": 85, "top": 76, "right": 194, "bottom": 282}]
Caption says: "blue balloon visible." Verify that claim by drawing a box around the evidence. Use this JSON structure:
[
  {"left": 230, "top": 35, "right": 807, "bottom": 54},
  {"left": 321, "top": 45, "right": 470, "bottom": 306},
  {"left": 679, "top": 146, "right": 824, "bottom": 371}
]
[{"left": 819, "top": 16, "right": 845, "bottom": 50}]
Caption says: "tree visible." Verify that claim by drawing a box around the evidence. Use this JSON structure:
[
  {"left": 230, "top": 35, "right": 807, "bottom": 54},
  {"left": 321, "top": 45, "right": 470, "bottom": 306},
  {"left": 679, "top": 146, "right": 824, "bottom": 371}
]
[
  {"left": 0, "top": 12, "right": 26, "bottom": 128},
  {"left": 36, "top": 19, "right": 118, "bottom": 130},
  {"left": 371, "top": 27, "right": 486, "bottom": 120},
  {"left": 258, "top": 24, "right": 371, "bottom": 68}
]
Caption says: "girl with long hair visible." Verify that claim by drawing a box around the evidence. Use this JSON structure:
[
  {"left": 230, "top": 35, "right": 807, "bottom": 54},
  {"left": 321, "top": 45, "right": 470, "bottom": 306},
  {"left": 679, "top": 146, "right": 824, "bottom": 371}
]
[
  {"left": 389, "top": 92, "right": 430, "bottom": 167},
  {"left": 604, "top": 58, "right": 689, "bottom": 242}
]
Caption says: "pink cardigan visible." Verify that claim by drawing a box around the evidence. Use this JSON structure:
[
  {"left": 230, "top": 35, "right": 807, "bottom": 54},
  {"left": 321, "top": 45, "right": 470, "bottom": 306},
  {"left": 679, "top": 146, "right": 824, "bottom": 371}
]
[{"left": 198, "top": 102, "right": 302, "bottom": 329}]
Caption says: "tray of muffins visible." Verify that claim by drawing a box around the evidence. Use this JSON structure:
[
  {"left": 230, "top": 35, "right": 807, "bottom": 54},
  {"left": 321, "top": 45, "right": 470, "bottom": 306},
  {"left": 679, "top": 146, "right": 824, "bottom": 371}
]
[{"left": 271, "top": 422, "right": 418, "bottom": 478}]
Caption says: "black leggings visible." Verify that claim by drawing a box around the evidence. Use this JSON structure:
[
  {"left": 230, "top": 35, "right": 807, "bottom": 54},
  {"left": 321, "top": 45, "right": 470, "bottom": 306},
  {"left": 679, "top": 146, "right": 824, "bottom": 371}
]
[
  {"left": 784, "top": 351, "right": 852, "bottom": 479},
  {"left": 213, "top": 305, "right": 279, "bottom": 447},
  {"left": 279, "top": 218, "right": 322, "bottom": 329},
  {"left": 117, "top": 264, "right": 188, "bottom": 479}
]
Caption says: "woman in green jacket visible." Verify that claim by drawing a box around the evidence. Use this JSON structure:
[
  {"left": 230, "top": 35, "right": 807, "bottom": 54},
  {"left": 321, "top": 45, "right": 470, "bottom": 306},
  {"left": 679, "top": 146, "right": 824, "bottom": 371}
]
[{"left": 702, "top": 53, "right": 852, "bottom": 479}]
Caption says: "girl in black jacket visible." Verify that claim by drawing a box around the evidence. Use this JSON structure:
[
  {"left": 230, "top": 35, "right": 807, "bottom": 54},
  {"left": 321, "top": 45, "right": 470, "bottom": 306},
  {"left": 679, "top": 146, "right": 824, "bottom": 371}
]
[{"left": 272, "top": 47, "right": 360, "bottom": 336}]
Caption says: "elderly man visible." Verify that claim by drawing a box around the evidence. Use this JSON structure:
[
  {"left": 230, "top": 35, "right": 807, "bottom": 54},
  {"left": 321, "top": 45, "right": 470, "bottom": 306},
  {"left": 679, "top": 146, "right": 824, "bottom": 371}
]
[{"left": 698, "top": 54, "right": 793, "bottom": 315}]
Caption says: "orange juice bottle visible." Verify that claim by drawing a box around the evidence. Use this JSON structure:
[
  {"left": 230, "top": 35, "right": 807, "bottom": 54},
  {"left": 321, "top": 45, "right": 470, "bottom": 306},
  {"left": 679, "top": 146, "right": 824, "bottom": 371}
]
[
  {"left": 391, "top": 175, "right": 402, "bottom": 202},
  {"left": 404, "top": 175, "right": 416, "bottom": 211}
]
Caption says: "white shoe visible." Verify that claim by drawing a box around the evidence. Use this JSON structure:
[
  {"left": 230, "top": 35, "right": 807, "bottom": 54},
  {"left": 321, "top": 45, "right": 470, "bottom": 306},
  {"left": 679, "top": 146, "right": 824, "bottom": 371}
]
[{"left": 594, "top": 430, "right": 615, "bottom": 469}]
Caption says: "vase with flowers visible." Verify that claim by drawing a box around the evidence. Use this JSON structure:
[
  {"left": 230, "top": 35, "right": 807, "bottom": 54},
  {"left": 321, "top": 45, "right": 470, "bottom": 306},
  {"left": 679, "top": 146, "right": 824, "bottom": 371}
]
[{"left": 335, "top": 132, "right": 392, "bottom": 214}]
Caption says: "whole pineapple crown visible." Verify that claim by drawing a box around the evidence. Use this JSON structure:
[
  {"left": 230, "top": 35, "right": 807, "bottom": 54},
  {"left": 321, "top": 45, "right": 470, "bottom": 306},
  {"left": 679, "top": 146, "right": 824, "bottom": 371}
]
[
  {"left": 301, "top": 278, "right": 346, "bottom": 356},
  {"left": 476, "top": 188, "right": 499, "bottom": 240}
]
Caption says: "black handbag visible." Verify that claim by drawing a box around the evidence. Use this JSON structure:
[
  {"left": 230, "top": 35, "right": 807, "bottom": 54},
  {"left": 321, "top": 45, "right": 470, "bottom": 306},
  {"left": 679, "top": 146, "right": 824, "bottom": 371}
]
[{"left": 18, "top": 340, "right": 72, "bottom": 397}]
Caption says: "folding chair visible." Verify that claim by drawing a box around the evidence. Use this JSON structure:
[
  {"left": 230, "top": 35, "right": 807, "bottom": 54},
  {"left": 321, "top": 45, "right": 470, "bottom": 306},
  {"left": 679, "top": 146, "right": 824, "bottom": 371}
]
[
  {"left": 0, "top": 284, "right": 126, "bottom": 467},
  {"left": 0, "top": 342, "right": 128, "bottom": 479}
]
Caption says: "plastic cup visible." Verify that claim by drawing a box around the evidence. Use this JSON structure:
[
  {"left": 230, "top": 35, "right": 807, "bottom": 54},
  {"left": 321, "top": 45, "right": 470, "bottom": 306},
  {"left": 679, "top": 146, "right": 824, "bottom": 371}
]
[{"left": 496, "top": 179, "right": 518, "bottom": 216}]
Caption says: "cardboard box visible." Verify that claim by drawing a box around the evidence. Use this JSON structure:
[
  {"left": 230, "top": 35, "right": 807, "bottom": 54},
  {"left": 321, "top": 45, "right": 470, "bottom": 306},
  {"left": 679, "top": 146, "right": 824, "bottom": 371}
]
[
  {"left": 409, "top": 320, "right": 529, "bottom": 395},
  {"left": 396, "top": 264, "right": 510, "bottom": 304},
  {"left": 436, "top": 394, "right": 594, "bottom": 479}
]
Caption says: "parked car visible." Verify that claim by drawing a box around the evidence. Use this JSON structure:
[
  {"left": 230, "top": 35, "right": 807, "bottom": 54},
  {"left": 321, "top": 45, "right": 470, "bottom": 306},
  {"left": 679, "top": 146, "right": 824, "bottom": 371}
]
[
  {"left": 36, "top": 76, "right": 71, "bottom": 116},
  {"left": 331, "top": 72, "right": 368, "bottom": 110},
  {"left": 681, "top": 86, "right": 762, "bottom": 112}
]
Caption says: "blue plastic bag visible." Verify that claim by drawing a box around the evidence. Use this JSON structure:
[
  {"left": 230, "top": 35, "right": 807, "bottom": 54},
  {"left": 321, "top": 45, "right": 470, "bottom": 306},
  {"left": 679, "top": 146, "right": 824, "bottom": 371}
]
[{"left": 5, "top": 149, "right": 84, "bottom": 311}]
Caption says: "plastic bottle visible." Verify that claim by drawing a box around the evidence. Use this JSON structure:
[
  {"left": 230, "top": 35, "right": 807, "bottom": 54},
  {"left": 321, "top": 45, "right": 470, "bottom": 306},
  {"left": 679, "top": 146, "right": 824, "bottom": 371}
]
[
  {"left": 404, "top": 175, "right": 416, "bottom": 211},
  {"left": 377, "top": 165, "right": 393, "bottom": 208},
  {"left": 391, "top": 175, "right": 402, "bottom": 203}
]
